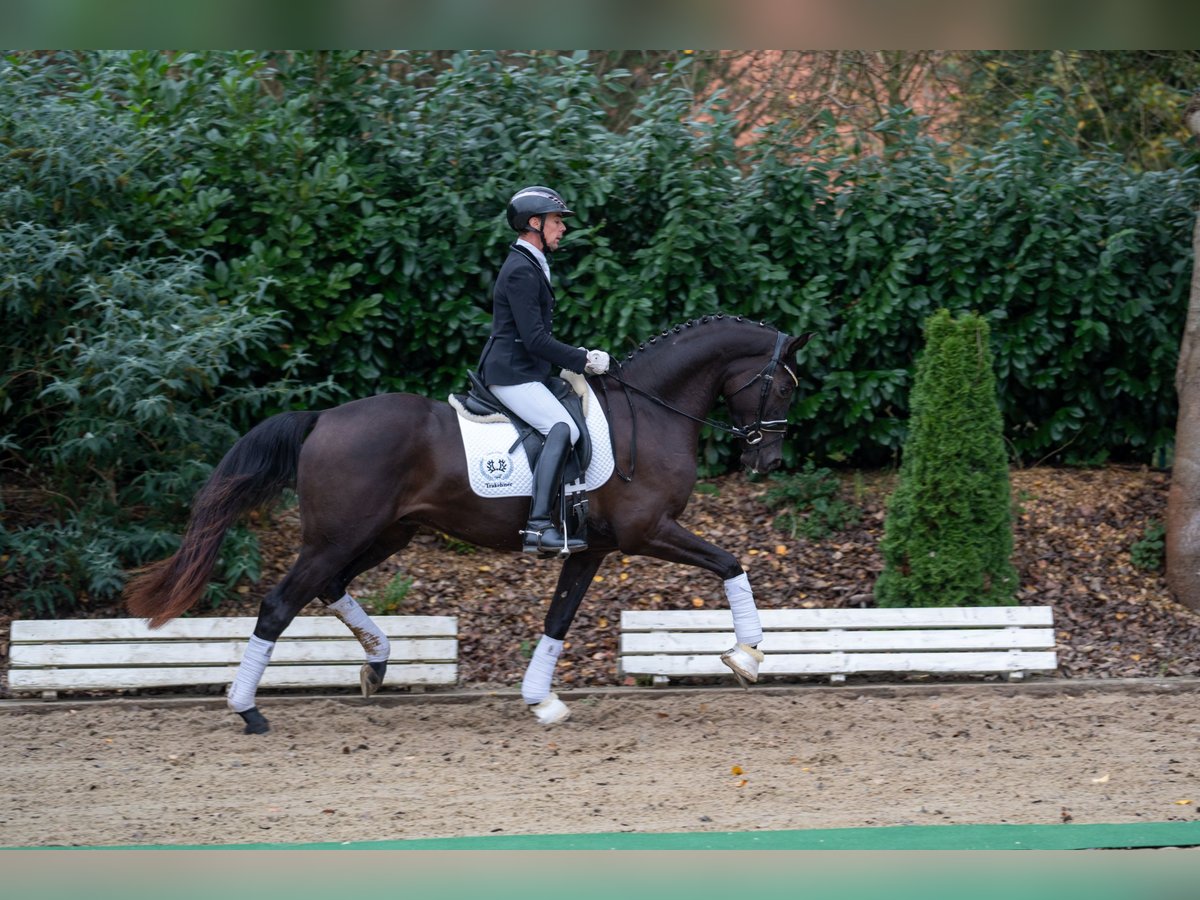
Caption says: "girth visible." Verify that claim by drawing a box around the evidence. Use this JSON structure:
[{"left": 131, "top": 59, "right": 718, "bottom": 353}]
[{"left": 455, "top": 372, "right": 592, "bottom": 478}]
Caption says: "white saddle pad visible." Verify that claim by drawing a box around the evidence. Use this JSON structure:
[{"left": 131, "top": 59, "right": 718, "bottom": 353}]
[{"left": 452, "top": 382, "right": 615, "bottom": 498}]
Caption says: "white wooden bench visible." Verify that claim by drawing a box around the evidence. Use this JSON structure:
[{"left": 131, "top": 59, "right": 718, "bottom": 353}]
[
  {"left": 7, "top": 615, "right": 458, "bottom": 699},
  {"left": 619, "top": 606, "right": 1057, "bottom": 685}
]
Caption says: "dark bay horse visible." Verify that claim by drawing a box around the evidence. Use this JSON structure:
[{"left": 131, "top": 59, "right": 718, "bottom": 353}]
[{"left": 124, "top": 315, "right": 811, "bottom": 732}]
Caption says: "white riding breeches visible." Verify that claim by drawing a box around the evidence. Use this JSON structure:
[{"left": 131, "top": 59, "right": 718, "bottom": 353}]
[{"left": 489, "top": 381, "right": 580, "bottom": 444}]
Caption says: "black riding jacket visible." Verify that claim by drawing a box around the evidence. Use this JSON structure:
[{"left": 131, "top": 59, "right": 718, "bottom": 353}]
[{"left": 477, "top": 242, "right": 588, "bottom": 386}]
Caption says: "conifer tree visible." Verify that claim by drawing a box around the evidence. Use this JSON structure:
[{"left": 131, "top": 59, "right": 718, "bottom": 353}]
[{"left": 875, "top": 309, "right": 1018, "bottom": 607}]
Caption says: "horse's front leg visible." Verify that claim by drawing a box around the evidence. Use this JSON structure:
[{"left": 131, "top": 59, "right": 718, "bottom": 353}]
[
  {"left": 522, "top": 548, "right": 610, "bottom": 725},
  {"left": 718, "top": 571, "right": 766, "bottom": 688},
  {"left": 624, "top": 517, "right": 765, "bottom": 687}
]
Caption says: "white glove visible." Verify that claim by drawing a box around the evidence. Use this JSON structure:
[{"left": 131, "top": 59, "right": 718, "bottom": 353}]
[{"left": 585, "top": 349, "right": 610, "bottom": 375}]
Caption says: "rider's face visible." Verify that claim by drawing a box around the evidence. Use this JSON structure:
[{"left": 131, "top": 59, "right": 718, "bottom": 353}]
[{"left": 537, "top": 212, "right": 566, "bottom": 251}]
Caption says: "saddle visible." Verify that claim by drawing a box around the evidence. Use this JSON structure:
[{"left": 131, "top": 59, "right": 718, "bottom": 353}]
[{"left": 456, "top": 371, "right": 593, "bottom": 480}]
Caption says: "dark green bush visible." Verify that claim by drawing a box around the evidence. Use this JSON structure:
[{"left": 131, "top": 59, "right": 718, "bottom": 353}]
[
  {"left": 874, "top": 310, "right": 1018, "bottom": 607},
  {"left": 0, "top": 54, "right": 326, "bottom": 615},
  {"left": 53, "top": 52, "right": 1196, "bottom": 469},
  {"left": 0, "top": 257, "right": 324, "bottom": 615}
]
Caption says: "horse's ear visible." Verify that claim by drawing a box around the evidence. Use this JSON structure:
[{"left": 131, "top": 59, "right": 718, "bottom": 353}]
[{"left": 788, "top": 332, "right": 816, "bottom": 357}]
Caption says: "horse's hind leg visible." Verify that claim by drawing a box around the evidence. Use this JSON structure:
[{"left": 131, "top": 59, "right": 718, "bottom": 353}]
[
  {"left": 523, "top": 549, "right": 610, "bottom": 725},
  {"left": 317, "top": 522, "right": 419, "bottom": 698},
  {"left": 227, "top": 543, "right": 356, "bottom": 734}
]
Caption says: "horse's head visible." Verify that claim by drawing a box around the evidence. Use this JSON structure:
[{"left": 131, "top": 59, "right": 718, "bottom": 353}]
[{"left": 724, "top": 330, "right": 813, "bottom": 474}]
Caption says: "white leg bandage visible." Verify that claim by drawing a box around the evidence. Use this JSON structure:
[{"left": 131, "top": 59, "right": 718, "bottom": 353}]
[
  {"left": 327, "top": 593, "right": 390, "bottom": 663},
  {"left": 227, "top": 635, "right": 275, "bottom": 713},
  {"left": 521, "top": 634, "right": 564, "bottom": 705},
  {"left": 725, "top": 573, "right": 763, "bottom": 647}
]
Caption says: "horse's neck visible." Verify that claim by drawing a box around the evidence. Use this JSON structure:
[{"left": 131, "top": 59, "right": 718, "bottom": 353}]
[{"left": 624, "top": 326, "right": 757, "bottom": 417}]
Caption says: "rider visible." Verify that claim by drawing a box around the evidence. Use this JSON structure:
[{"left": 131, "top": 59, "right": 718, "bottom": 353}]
[{"left": 477, "top": 185, "right": 610, "bottom": 555}]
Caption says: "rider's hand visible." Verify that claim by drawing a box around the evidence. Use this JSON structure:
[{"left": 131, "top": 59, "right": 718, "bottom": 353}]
[{"left": 585, "top": 349, "right": 610, "bottom": 375}]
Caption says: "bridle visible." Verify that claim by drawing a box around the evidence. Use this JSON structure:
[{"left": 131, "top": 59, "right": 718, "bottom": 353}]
[
  {"left": 727, "top": 331, "right": 799, "bottom": 446},
  {"left": 597, "top": 329, "right": 802, "bottom": 482}
]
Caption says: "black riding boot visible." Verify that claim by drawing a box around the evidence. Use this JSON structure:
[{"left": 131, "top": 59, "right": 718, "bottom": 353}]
[{"left": 523, "top": 422, "right": 587, "bottom": 555}]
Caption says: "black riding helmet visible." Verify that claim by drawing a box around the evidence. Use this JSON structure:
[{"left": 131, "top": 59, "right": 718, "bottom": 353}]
[{"left": 506, "top": 186, "right": 575, "bottom": 234}]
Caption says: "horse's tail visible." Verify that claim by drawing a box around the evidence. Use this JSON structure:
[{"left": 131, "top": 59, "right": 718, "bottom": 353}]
[{"left": 124, "top": 411, "right": 320, "bottom": 628}]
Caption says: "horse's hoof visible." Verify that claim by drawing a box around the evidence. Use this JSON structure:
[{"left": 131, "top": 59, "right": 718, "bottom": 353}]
[
  {"left": 238, "top": 707, "right": 270, "bottom": 735},
  {"left": 720, "top": 643, "right": 765, "bottom": 689},
  {"left": 528, "top": 692, "right": 570, "bottom": 725},
  {"left": 360, "top": 661, "right": 387, "bottom": 698}
]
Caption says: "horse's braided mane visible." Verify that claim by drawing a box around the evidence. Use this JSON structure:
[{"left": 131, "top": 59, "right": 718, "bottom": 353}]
[{"left": 621, "top": 312, "right": 779, "bottom": 361}]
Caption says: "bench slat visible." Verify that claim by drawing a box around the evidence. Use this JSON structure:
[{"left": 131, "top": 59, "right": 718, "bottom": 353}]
[
  {"left": 621, "top": 607, "right": 1053, "bottom": 631},
  {"left": 620, "top": 651, "right": 1059, "bottom": 678},
  {"left": 7, "top": 615, "right": 460, "bottom": 696},
  {"left": 8, "top": 663, "right": 457, "bottom": 692},
  {"left": 618, "top": 606, "right": 1058, "bottom": 683},
  {"left": 621, "top": 628, "right": 1055, "bottom": 655},
  {"left": 10, "top": 638, "right": 457, "bottom": 668},
  {"left": 10, "top": 616, "right": 456, "bottom": 643}
]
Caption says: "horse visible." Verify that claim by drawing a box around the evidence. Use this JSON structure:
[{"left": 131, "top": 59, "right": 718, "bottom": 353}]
[{"left": 124, "top": 314, "right": 811, "bottom": 733}]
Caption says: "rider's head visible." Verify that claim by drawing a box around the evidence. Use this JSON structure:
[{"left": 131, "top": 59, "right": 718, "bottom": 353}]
[{"left": 507, "top": 186, "right": 573, "bottom": 253}]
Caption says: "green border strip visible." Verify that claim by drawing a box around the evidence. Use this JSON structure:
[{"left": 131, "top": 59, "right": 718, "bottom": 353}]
[{"left": 43, "top": 820, "right": 1200, "bottom": 851}]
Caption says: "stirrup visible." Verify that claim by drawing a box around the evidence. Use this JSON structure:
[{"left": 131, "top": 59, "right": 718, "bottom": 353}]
[
  {"left": 720, "top": 643, "right": 765, "bottom": 689},
  {"left": 521, "top": 525, "right": 587, "bottom": 556}
]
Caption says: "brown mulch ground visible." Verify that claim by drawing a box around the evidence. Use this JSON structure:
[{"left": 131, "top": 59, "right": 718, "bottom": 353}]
[
  {"left": 4, "top": 465, "right": 1200, "bottom": 692},
  {"left": 228, "top": 465, "right": 1200, "bottom": 687}
]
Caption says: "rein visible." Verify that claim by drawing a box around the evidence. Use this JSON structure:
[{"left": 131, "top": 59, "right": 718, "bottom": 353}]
[{"left": 596, "top": 330, "right": 798, "bottom": 482}]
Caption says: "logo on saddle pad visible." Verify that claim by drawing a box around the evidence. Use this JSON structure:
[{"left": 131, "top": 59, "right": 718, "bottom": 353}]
[{"left": 478, "top": 453, "right": 515, "bottom": 490}]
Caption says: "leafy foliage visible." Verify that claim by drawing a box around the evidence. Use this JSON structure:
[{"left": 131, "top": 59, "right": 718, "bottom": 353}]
[
  {"left": 1130, "top": 520, "right": 1166, "bottom": 572},
  {"left": 0, "top": 54, "right": 325, "bottom": 615},
  {"left": 364, "top": 572, "right": 415, "bottom": 615},
  {"left": 763, "top": 463, "right": 862, "bottom": 540},
  {"left": 753, "top": 96, "right": 1198, "bottom": 467},
  {"left": 875, "top": 310, "right": 1018, "bottom": 607},
  {"left": 9, "top": 53, "right": 1189, "bottom": 471},
  {"left": 953, "top": 51, "right": 1200, "bottom": 172}
]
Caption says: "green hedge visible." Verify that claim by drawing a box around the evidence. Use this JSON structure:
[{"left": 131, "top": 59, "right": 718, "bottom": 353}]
[
  {"left": 75, "top": 51, "right": 1194, "bottom": 467},
  {"left": 15, "top": 51, "right": 1188, "bottom": 468},
  {"left": 0, "top": 53, "right": 326, "bottom": 613}
]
